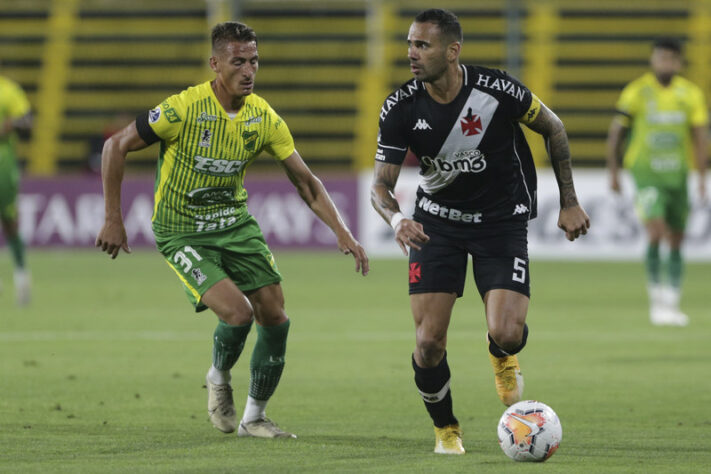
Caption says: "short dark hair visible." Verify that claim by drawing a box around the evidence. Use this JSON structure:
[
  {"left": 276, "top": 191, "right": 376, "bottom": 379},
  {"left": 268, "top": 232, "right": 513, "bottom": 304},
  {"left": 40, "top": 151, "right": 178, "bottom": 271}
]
[
  {"left": 653, "top": 37, "right": 682, "bottom": 54},
  {"left": 414, "top": 9, "right": 463, "bottom": 44},
  {"left": 211, "top": 21, "right": 257, "bottom": 52}
]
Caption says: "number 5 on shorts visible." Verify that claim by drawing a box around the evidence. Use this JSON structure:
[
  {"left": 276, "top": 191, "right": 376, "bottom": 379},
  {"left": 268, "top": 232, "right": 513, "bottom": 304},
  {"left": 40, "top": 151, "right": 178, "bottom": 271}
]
[{"left": 512, "top": 257, "right": 527, "bottom": 283}]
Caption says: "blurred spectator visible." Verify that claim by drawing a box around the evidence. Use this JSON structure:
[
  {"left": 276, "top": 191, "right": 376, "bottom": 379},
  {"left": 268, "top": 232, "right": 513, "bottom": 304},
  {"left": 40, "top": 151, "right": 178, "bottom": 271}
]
[{"left": 0, "top": 73, "right": 32, "bottom": 305}]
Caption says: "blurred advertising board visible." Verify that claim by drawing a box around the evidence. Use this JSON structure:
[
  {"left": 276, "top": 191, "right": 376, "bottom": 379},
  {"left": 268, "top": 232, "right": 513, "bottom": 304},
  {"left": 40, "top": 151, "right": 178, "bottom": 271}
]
[
  {"left": 6, "top": 170, "right": 711, "bottom": 260},
  {"left": 359, "top": 169, "right": 711, "bottom": 261},
  {"left": 6, "top": 175, "right": 358, "bottom": 250}
]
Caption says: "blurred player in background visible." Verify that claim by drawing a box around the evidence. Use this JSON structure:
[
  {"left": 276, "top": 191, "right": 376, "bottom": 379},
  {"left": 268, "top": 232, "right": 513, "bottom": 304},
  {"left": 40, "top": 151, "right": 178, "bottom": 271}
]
[
  {"left": 370, "top": 9, "right": 589, "bottom": 455},
  {"left": 607, "top": 38, "right": 708, "bottom": 326},
  {"left": 96, "top": 21, "right": 368, "bottom": 439},
  {"left": 0, "top": 73, "right": 32, "bottom": 306}
]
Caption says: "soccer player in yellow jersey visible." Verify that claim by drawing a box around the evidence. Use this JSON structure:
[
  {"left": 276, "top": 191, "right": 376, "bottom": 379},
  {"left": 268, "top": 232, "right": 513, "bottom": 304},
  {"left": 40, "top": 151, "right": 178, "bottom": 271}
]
[
  {"left": 0, "top": 73, "right": 32, "bottom": 306},
  {"left": 96, "top": 22, "right": 369, "bottom": 438},
  {"left": 607, "top": 38, "right": 708, "bottom": 326}
]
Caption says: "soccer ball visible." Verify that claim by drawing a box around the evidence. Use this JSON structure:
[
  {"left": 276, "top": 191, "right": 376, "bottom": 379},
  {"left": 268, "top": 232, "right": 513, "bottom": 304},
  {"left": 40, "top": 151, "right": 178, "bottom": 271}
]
[{"left": 497, "top": 400, "right": 562, "bottom": 462}]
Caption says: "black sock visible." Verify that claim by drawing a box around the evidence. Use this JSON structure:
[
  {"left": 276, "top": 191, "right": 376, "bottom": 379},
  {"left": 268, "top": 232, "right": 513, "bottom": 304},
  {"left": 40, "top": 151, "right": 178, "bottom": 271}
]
[
  {"left": 488, "top": 324, "right": 529, "bottom": 357},
  {"left": 412, "top": 353, "right": 458, "bottom": 428}
]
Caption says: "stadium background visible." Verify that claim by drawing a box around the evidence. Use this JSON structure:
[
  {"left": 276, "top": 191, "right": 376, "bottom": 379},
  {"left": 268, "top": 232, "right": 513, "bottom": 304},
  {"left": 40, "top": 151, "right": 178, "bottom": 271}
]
[
  {"left": 3, "top": 0, "right": 711, "bottom": 259},
  {"left": 1, "top": 0, "right": 710, "bottom": 256},
  {"left": 2, "top": 2, "right": 711, "bottom": 472}
]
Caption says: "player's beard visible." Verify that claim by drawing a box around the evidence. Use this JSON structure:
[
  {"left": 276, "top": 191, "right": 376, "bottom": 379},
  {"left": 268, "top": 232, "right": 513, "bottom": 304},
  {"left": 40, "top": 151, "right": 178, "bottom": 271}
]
[
  {"left": 418, "top": 61, "right": 448, "bottom": 84},
  {"left": 655, "top": 71, "right": 675, "bottom": 86}
]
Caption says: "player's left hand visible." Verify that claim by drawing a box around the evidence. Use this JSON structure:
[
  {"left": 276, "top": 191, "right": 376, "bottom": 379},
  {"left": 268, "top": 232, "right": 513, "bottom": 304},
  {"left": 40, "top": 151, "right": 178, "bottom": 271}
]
[
  {"left": 558, "top": 205, "right": 590, "bottom": 241},
  {"left": 336, "top": 231, "right": 369, "bottom": 276}
]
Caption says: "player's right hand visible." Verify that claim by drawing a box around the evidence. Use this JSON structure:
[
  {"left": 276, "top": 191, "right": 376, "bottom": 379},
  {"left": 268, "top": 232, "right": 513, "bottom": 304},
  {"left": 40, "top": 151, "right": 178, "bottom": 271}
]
[
  {"left": 95, "top": 218, "right": 131, "bottom": 259},
  {"left": 394, "top": 219, "right": 429, "bottom": 256}
]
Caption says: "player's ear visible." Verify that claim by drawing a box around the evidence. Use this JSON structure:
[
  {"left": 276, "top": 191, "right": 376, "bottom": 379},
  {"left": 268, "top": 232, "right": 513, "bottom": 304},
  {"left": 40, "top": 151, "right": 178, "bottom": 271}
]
[
  {"left": 209, "top": 55, "right": 219, "bottom": 73},
  {"left": 447, "top": 41, "right": 461, "bottom": 62}
]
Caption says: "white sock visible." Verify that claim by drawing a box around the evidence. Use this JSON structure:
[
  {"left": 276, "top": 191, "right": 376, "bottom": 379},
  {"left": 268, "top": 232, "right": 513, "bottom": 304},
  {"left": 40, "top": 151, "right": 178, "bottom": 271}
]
[
  {"left": 647, "top": 282, "right": 663, "bottom": 307},
  {"left": 207, "top": 365, "right": 230, "bottom": 385},
  {"left": 242, "top": 396, "right": 267, "bottom": 423},
  {"left": 662, "top": 285, "right": 681, "bottom": 310}
]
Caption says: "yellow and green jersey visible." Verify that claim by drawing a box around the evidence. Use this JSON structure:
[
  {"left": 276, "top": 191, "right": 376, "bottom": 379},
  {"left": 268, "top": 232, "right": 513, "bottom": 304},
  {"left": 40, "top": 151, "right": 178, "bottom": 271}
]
[
  {"left": 614, "top": 72, "right": 708, "bottom": 187},
  {"left": 136, "top": 81, "right": 295, "bottom": 235},
  {"left": 0, "top": 75, "right": 31, "bottom": 168}
]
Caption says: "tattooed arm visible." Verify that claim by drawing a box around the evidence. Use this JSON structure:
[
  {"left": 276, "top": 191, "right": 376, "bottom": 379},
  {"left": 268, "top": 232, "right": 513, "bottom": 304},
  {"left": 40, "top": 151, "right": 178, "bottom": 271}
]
[
  {"left": 525, "top": 103, "right": 590, "bottom": 241},
  {"left": 371, "top": 161, "right": 429, "bottom": 255}
]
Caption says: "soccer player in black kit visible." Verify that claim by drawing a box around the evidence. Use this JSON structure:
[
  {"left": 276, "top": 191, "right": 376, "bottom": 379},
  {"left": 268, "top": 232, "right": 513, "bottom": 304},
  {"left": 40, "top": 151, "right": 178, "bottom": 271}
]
[{"left": 370, "top": 9, "right": 590, "bottom": 454}]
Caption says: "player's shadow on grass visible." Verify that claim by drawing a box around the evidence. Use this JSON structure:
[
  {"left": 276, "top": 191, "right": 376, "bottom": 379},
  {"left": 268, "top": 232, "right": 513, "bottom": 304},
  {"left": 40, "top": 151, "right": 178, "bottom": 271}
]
[
  {"left": 298, "top": 434, "right": 429, "bottom": 453},
  {"left": 604, "top": 355, "right": 711, "bottom": 363}
]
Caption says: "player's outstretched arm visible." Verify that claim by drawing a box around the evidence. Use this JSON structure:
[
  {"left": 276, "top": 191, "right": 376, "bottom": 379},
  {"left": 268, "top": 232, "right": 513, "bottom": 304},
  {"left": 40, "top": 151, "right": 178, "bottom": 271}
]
[
  {"left": 279, "top": 151, "right": 369, "bottom": 275},
  {"left": 524, "top": 103, "right": 590, "bottom": 241},
  {"left": 370, "top": 161, "right": 429, "bottom": 255},
  {"left": 606, "top": 119, "right": 628, "bottom": 193},
  {"left": 95, "top": 121, "right": 149, "bottom": 259}
]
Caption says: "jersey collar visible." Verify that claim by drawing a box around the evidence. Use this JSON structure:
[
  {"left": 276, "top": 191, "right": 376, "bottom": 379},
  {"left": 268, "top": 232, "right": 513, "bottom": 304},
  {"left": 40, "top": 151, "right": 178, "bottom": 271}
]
[
  {"left": 205, "top": 80, "right": 254, "bottom": 121},
  {"left": 644, "top": 71, "right": 680, "bottom": 90}
]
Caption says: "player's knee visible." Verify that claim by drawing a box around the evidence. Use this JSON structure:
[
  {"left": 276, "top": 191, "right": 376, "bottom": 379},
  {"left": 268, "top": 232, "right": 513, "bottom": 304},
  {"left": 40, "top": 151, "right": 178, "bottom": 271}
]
[
  {"left": 255, "top": 307, "right": 288, "bottom": 327},
  {"left": 490, "top": 328, "right": 521, "bottom": 351},
  {"left": 493, "top": 333, "right": 522, "bottom": 353},
  {"left": 218, "top": 302, "right": 254, "bottom": 326},
  {"left": 489, "top": 323, "right": 528, "bottom": 355},
  {"left": 415, "top": 335, "right": 446, "bottom": 366}
]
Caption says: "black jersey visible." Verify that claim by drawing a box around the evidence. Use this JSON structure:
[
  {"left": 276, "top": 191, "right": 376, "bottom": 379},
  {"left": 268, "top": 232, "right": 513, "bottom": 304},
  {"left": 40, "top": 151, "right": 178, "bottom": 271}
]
[{"left": 376, "top": 65, "right": 542, "bottom": 228}]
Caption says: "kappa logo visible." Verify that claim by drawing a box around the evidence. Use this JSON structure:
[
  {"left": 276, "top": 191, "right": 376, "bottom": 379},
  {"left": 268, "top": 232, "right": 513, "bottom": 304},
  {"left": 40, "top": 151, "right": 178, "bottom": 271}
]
[
  {"left": 460, "top": 107, "right": 483, "bottom": 136},
  {"left": 412, "top": 119, "right": 432, "bottom": 131},
  {"left": 148, "top": 107, "right": 161, "bottom": 124},
  {"left": 191, "top": 268, "right": 207, "bottom": 285},
  {"left": 198, "top": 129, "right": 212, "bottom": 148},
  {"left": 513, "top": 204, "right": 529, "bottom": 215}
]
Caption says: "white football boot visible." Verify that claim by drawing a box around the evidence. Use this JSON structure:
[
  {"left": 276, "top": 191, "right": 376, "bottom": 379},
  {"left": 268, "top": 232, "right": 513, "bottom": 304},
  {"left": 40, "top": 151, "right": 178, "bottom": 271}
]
[
  {"left": 238, "top": 417, "right": 296, "bottom": 438},
  {"left": 659, "top": 285, "right": 689, "bottom": 326},
  {"left": 14, "top": 269, "right": 31, "bottom": 306},
  {"left": 206, "top": 375, "right": 237, "bottom": 433}
]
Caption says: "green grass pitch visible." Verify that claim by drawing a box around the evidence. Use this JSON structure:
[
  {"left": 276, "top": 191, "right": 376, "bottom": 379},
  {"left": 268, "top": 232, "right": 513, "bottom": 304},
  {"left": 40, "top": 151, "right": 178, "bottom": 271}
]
[{"left": 1, "top": 250, "right": 710, "bottom": 473}]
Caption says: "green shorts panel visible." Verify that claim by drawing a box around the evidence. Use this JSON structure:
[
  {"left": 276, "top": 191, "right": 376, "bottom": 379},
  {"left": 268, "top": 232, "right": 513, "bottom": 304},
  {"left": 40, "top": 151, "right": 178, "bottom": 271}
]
[
  {"left": 0, "top": 161, "right": 19, "bottom": 220},
  {"left": 634, "top": 184, "right": 689, "bottom": 231},
  {"left": 156, "top": 215, "right": 282, "bottom": 312}
]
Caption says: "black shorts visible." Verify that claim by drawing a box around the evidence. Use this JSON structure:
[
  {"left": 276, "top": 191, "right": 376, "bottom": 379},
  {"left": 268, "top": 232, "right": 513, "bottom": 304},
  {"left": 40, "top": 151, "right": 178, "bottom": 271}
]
[{"left": 408, "top": 219, "right": 530, "bottom": 299}]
